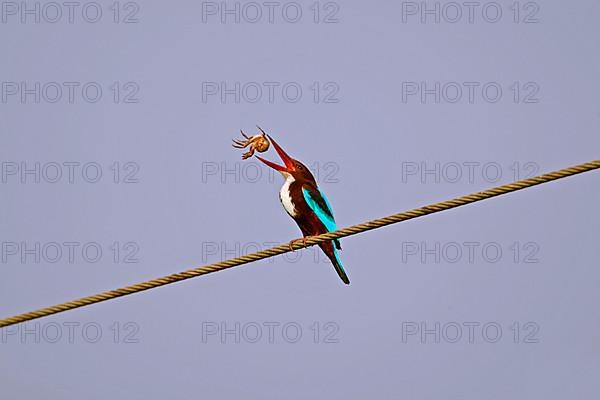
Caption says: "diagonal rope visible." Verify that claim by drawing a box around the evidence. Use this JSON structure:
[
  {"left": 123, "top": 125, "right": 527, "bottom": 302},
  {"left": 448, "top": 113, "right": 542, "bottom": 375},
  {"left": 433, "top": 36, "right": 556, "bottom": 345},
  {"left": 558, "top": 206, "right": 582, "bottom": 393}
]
[{"left": 1, "top": 160, "right": 599, "bottom": 328}]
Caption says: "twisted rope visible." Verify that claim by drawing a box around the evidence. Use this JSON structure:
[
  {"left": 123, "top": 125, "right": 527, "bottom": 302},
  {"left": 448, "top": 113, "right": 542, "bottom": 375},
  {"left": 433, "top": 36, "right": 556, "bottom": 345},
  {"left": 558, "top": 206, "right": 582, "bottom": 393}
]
[{"left": 1, "top": 160, "right": 599, "bottom": 328}]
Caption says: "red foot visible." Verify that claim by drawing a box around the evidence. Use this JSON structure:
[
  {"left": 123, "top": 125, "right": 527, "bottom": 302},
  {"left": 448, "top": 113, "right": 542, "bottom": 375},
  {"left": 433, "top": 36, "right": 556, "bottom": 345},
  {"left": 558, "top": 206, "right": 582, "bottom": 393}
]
[{"left": 288, "top": 237, "right": 309, "bottom": 251}]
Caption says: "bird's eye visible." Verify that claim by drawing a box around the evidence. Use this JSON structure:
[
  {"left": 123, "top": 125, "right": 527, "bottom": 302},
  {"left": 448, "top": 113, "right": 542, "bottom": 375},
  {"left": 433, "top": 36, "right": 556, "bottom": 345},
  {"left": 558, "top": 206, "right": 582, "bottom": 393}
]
[{"left": 297, "top": 164, "right": 303, "bottom": 170}]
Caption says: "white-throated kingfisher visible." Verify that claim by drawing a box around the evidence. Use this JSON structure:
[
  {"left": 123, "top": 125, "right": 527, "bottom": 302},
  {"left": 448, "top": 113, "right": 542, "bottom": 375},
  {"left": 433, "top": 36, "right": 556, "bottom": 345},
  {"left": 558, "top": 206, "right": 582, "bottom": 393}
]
[{"left": 255, "top": 131, "right": 350, "bottom": 285}]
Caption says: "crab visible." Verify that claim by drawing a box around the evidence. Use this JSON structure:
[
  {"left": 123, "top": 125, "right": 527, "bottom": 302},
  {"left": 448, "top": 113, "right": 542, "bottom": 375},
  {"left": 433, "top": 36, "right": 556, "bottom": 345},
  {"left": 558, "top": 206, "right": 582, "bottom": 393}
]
[{"left": 232, "top": 126, "right": 271, "bottom": 160}]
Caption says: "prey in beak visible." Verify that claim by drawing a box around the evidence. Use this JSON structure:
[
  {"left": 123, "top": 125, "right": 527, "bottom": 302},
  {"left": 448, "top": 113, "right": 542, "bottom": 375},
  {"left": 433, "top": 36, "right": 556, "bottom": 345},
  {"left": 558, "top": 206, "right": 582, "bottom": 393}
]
[{"left": 255, "top": 127, "right": 297, "bottom": 175}]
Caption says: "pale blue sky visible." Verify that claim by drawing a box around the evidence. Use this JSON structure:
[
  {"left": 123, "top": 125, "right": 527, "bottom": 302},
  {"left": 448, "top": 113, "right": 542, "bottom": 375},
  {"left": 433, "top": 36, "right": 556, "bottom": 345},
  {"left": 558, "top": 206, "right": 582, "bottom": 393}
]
[{"left": 1, "top": 1, "right": 599, "bottom": 398}]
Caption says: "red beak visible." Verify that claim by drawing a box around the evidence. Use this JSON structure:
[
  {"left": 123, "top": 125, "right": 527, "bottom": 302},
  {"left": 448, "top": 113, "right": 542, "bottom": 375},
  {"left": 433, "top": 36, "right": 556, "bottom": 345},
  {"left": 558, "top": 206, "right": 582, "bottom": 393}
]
[{"left": 256, "top": 134, "right": 295, "bottom": 172}]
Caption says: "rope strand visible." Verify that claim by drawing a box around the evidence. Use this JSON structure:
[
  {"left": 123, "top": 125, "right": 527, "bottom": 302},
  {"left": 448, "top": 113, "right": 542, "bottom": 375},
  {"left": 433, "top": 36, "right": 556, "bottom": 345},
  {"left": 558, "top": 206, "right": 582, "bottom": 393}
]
[{"left": 1, "top": 160, "right": 598, "bottom": 328}]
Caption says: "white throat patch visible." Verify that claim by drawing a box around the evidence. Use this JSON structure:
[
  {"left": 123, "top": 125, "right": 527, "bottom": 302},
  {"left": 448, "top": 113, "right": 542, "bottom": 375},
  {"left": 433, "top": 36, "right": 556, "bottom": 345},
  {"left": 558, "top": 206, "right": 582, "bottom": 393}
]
[{"left": 279, "top": 175, "right": 297, "bottom": 217}]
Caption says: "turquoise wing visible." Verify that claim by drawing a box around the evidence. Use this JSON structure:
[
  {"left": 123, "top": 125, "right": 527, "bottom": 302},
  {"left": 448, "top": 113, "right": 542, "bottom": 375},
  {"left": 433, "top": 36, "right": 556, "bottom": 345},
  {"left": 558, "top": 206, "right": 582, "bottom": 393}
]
[
  {"left": 302, "top": 186, "right": 337, "bottom": 232},
  {"left": 302, "top": 185, "right": 345, "bottom": 276},
  {"left": 302, "top": 186, "right": 350, "bottom": 284}
]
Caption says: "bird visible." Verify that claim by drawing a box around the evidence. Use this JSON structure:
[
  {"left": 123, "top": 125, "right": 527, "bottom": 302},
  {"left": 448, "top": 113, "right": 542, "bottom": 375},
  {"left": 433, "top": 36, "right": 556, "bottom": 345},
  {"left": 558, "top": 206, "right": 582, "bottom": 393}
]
[{"left": 254, "top": 129, "right": 350, "bottom": 285}]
